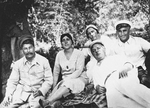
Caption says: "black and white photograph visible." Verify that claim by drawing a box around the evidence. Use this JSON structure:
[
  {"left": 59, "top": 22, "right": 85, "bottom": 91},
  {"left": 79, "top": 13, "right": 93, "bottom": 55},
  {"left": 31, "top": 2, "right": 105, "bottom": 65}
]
[{"left": 0, "top": 0, "right": 150, "bottom": 108}]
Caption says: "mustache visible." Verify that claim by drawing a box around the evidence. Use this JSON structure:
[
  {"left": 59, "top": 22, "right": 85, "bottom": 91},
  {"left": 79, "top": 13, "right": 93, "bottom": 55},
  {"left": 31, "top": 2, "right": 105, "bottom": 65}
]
[{"left": 26, "top": 52, "right": 34, "bottom": 55}]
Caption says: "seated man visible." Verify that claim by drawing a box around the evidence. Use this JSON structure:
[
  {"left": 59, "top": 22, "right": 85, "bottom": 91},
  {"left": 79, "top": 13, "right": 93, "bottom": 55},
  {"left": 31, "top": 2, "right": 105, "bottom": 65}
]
[
  {"left": 89, "top": 40, "right": 150, "bottom": 108},
  {"left": 82, "top": 24, "right": 113, "bottom": 62},
  {"left": 112, "top": 20, "right": 150, "bottom": 87},
  {"left": 83, "top": 24, "right": 113, "bottom": 81},
  {"left": 0, "top": 35, "right": 53, "bottom": 108}
]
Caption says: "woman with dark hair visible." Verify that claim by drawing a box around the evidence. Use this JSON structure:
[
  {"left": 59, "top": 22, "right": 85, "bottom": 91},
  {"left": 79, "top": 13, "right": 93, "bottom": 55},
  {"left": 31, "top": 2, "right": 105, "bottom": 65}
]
[{"left": 39, "top": 33, "right": 88, "bottom": 108}]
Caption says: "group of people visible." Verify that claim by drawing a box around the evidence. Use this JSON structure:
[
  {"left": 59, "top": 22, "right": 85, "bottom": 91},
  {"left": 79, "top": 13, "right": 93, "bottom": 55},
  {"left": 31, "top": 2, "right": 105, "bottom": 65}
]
[{"left": 1, "top": 19, "right": 150, "bottom": 108}]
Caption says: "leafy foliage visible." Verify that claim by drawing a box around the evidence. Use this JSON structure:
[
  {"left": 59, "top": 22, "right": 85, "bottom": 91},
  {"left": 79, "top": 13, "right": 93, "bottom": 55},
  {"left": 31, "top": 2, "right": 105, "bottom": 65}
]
[
  {"left": 95, "top": 0, "right": 149, "bottom": 34},
  {"left": 27, "top": 0, "right": 149, "bottom": 49},
  {"left": 1, "top": 0, "right": 150, "bottom": 102},
  {"left": 1, "top": 0, "right": 149, "bottom": 55},
  {"left": 133, "top": 0, "right": 149, "bottom": 15},
  {"left": 28, "top": 0, "right": 100, "bottom": 48}
]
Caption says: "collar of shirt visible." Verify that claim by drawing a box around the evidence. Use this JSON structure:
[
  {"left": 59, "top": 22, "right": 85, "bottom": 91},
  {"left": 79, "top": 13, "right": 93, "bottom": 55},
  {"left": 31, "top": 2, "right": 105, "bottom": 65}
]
[
  {"left": 117, "top": 36, "right": 133, "bottom": 47},
  {"left": 23, "top": 53, "right": 40, "bottom": 66}
]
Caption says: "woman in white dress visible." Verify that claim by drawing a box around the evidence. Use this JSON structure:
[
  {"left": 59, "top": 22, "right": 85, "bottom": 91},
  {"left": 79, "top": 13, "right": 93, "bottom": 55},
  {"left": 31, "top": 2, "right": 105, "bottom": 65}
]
[{"left": 39, "top": 33, "right": 88, "bottom": 108}]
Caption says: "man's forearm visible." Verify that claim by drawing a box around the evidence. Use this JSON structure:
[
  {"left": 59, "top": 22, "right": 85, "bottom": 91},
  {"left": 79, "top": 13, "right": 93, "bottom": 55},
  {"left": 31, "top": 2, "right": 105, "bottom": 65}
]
[
  {"left": 53, "top": 77, "right": 59, "bottom": 89},
  {"left": 124, "top": 62, "right": 134, "bottom": 72}
]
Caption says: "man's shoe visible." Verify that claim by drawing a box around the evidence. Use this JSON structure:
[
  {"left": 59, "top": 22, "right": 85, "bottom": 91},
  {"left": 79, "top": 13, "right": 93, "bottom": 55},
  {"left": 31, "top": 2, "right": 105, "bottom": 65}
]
[
  {"left": 39, "top": 99, "right": 49, "bottom": 108},
  {"left": 45, "top": 105, "right": 51, "bottom": 108},
  {"left": 45, "top": 101, "right": 62, "bottom": 108}
]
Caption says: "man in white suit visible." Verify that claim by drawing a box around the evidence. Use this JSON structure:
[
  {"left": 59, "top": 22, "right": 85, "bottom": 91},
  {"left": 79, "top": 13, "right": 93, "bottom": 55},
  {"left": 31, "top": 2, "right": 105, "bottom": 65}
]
[{"left": 1, "top": 35, "right": 53, "bottom": 108}]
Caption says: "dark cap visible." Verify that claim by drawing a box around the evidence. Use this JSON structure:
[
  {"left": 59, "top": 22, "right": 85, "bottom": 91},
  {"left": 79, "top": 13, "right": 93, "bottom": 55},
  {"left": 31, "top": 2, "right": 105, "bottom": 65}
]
[{"left": 18, "top": 35, "right": 34, "bottom": 49}]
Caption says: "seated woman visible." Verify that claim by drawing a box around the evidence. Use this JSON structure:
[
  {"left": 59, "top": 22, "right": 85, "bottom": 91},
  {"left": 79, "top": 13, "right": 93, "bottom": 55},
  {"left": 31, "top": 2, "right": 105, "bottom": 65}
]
[{"left": 39, "top": 33, "right": 88, "bottom": 108}]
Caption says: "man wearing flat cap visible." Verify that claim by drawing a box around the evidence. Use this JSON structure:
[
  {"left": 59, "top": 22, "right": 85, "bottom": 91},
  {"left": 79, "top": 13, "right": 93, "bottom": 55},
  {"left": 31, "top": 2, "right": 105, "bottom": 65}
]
[
  {"left": 0, "top": 35, "right": 53, "bottom": 108},
  {"left": 112, "top": 20, "right": 150, "bottom": 87}
]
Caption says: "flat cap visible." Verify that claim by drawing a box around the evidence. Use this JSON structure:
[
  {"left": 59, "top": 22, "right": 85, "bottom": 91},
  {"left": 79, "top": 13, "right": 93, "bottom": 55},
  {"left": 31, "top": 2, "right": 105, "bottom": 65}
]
[
  {"left": 18, "top": 35, "right": 34, "bottom": 49},
  {"left": 115, "top": 20, "right": 132, "bottom": 30},
  {"left": 89, "top": 40, "right": 104, "bottom": 51}
]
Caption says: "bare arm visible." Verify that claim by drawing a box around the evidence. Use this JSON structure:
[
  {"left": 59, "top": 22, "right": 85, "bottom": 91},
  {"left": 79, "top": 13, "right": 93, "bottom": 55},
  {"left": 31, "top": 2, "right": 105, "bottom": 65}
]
[{"left": 118, "top": 62, "right": 134, "bottom": 79}]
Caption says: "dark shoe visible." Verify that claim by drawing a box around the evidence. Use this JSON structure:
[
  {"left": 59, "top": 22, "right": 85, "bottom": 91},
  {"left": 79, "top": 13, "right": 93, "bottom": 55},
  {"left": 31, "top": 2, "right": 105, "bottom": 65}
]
[
  {"left": 45, "top": 105, "right": 52, "bottom": 108},
  {"left": 45, "top": 101, "right": 62, "bottom": 108},
  {"left": 39, "top": 99, "right": 49, "bottom": 108},
  {"left": 141, "top": 75, "right": 150, "bottom": 88},
  {"left": 51, "top": 101, "right": 62, "bottom": 108}
]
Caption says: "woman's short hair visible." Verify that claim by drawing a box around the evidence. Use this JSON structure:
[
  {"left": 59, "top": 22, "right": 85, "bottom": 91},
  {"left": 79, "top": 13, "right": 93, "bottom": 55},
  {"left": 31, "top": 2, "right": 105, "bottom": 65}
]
[
  {"left": 85, "top": 24, "right": 99, "bottom": 38},
  {"left": 60, "top": 33, "right": 74, "bottom": 44}
]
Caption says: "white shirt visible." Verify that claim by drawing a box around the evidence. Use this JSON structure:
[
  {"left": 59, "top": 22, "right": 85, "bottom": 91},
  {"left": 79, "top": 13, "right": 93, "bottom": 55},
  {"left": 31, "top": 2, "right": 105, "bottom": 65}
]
[
  {"left": 84, "top": 35, "right": 114, "bottom": 82},
  {"left": 82, "top": 35, "right": 113, "bottom": 58},
  {"left": 112, "top": 36, "right": 150, "bottom": 69},
  {"left": 92, "top": 55, "right": 131, "bottom": 87},
  {"left": 6, "top": 53, "right": 53, "bottom": 100}
]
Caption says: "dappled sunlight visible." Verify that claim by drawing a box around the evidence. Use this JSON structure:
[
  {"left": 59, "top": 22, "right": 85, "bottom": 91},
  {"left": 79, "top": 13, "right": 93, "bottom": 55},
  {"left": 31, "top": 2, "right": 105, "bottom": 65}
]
[{"left": 35, "top": 40, "right": 52, "bottom": 54}]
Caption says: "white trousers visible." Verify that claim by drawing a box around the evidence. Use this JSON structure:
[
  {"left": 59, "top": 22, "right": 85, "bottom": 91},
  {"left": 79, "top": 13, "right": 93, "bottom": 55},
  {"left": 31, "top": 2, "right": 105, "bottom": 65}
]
[
  {"left": 9, "top": 94, "right": 44, "bottom": 108},
  {"left": 105, "top": 68, "right": 150, "bottom": 108}
]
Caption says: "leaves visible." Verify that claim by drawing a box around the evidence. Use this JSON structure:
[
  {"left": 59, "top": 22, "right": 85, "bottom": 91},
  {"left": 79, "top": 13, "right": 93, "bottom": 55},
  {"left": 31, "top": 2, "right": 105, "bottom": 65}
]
[{"left": 27, "top": 0, "right": 149, "bottom": 49}]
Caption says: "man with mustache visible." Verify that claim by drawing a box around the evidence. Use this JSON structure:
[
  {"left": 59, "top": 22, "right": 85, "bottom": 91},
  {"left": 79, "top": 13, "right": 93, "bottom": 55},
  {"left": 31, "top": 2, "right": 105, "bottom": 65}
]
[{"left": 0, "top": 35, "right": 53, "bottom": 108}]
